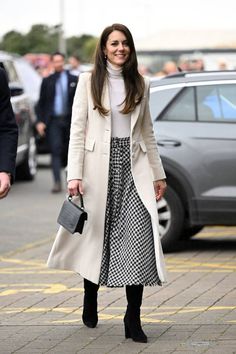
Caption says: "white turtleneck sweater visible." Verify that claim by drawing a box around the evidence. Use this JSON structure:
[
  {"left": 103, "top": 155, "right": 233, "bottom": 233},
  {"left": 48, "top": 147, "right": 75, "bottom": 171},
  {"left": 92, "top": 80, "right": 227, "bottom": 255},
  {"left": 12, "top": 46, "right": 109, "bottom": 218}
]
[{"left": 107, "top": 61, "right": 131, "bottom": 138}]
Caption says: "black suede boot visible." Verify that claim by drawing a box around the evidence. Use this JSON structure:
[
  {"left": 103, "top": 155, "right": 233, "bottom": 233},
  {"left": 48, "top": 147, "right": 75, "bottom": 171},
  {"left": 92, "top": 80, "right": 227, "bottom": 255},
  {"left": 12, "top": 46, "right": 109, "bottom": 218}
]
[
  {"left": 82, "top": 278, "right": 99, "bottom": 328},
  {"left": 124, "top": 285, "right": 147, "bottom": 343}
]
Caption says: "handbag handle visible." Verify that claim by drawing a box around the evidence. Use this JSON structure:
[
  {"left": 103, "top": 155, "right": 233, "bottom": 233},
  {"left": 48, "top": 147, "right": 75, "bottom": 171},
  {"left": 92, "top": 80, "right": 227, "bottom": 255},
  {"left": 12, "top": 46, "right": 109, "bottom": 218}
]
[{"left": 68, "top": 194, "right": 84, "bottom": 209}]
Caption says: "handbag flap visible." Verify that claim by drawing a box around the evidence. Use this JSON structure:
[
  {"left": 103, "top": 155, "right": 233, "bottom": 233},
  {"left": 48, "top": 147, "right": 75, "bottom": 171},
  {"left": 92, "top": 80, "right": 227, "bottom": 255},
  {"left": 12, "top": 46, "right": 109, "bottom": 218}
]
[{"left": 57, "top": 198, "right": 87, "bottom": 234}]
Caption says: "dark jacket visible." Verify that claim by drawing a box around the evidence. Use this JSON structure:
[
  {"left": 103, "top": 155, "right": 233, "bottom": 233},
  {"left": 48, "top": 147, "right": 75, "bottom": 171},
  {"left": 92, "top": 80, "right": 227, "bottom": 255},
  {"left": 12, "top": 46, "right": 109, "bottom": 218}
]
[
  {"left": 0, "top": 68, "right": 18, "bottom": 181},
  {"left": 36, "top": 70, "right": 78, "bottom": 125}
]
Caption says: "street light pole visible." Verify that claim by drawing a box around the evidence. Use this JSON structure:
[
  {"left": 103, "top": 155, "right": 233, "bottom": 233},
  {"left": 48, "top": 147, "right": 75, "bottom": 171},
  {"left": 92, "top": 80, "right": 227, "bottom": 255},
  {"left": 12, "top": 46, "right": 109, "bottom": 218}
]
[{"left": 59, "top": 0, "right": 66, "bottom": 55}]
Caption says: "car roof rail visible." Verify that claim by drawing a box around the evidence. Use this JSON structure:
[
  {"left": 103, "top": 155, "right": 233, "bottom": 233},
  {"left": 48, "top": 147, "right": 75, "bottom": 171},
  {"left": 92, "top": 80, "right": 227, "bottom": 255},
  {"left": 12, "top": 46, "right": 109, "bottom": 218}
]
[{"left": 164, "top": 70, "right": 236, "bottom": 79}]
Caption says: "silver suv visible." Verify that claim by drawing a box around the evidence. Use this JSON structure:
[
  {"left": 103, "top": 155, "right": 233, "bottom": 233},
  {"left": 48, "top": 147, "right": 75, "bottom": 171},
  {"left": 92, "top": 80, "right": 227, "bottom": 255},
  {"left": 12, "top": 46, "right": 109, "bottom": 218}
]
[{"left": 150, "top": 71, "right": 236, "bottom": 251}]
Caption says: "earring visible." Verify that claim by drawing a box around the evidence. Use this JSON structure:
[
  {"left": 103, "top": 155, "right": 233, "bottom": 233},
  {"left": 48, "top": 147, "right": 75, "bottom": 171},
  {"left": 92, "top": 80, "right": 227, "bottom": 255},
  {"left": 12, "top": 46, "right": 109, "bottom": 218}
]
[{"left": 104, "top": 54, "right": 107, "bottom": 60}]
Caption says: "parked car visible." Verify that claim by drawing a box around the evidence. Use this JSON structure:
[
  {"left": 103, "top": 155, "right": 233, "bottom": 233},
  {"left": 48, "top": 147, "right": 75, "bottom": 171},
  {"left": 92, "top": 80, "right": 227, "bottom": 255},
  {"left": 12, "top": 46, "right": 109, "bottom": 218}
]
[
  {"left": 150, "top": 71, "right": 236, "bottom": 251},
  {"left": 0, "top": 51, "right": 42, "bottom": 180}
]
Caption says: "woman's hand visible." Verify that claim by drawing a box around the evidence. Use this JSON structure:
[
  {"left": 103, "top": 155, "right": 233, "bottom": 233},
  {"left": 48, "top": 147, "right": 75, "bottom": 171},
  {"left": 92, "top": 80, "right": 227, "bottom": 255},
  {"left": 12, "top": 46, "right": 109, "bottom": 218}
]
[
  {"left": 67, "top": 179, "right": 83, "bottom": 196},
  {"left": 154, "top": 179, "right": 167, "bottom": 200},
  {"left": 36, "top": 122, "right": 46, "bottom": 137},
  {"left": 0, "top": 172, "right": 11, "bottom": 199}
]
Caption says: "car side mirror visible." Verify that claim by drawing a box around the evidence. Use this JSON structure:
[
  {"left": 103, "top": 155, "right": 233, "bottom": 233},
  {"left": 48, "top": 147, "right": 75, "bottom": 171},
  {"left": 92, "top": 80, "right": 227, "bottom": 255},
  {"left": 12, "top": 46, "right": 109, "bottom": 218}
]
[{"left": 9, "top": 83, "right": 24, "bottom": 97}]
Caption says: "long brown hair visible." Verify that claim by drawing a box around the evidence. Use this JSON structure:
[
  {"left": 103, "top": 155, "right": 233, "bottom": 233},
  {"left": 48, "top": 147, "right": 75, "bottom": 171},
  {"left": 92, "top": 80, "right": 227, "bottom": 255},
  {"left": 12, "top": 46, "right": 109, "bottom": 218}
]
[{"left": 91, "top": 23, "right": 145, "bottom": 116}]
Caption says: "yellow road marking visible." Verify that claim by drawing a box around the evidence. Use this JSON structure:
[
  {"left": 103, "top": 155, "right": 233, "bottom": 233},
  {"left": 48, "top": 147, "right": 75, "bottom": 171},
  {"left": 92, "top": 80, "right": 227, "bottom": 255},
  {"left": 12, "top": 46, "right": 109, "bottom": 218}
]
[
  {"left": 166, "top": 259, "right": 236, "bottom": 270},
  {"left": 168, "top": 269, "right": 234, "bottom": 273},
  {"left": 198, "top": 231, "right": 236, "bottom": 237},
  {"left": 0, "top": 258, "right": 44, "bottom": 266},
  {"left": 0, "top": 284, "right": 68, "bottom": 296},
  {"left": 1, "top": 257, "right": 235, "bottom": 273},
  {"left": 51, "top": 317, "right": 172, "bottom": 324},
  {"left": 0, "top": 283, "right": 107, "bottom": 296},
  {"left": 0, "top": 268, "right": 68, "bottom": 274},
  {"left": 0, "top": 306, "right": 234, "bottom": 324},
  {"left": 0, "top": 306, "right": 234, "bottom": 314}
]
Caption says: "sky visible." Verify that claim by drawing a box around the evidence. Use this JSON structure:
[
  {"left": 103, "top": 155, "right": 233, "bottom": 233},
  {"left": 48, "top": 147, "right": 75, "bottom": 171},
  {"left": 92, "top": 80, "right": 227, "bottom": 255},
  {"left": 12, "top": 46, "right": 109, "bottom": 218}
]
[{"left": 1, "top": 0, "right": 236, "bottom": 42}]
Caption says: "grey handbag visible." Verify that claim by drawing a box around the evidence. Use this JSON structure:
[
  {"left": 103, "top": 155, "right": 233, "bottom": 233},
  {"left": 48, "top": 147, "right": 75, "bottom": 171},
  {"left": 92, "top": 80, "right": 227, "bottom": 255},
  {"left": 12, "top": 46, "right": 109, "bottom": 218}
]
[{"left": 57, "top": 195, "right": 88, "bottom": 234}]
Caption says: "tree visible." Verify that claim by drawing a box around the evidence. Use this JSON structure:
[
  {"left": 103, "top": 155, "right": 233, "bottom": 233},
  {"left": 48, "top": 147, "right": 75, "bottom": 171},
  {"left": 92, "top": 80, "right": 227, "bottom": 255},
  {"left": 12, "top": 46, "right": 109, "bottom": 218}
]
[
  {"left": 25, "top": 24, "right": 58, "bottom": 53},
  {"left": 0, "top": 31, "right": 27, "bottom": 55},
  {"left": 83, "top": 37, "right": 98, "bottom": 62},
  {"left": 66, "top": 34, "right": 98, "bottom": 62},
  {"left": 0, "top": 24, "right": 97, "bottom": 63}
]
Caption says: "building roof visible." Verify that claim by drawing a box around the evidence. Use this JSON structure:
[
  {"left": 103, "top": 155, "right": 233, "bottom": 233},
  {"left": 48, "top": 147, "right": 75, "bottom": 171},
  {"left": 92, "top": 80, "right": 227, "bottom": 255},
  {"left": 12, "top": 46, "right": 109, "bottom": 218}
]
[{"left": 136, "top": 29, "right": 236, "bottom": 50}]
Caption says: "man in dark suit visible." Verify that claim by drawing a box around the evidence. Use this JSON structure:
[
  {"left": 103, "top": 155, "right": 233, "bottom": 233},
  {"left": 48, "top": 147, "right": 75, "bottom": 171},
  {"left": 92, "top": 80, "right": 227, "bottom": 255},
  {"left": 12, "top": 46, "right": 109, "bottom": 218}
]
[
  {"left": 36, "top": 52, "right": 78, "bottom": 193},
  {"left": 0, "top": 67, "right": 18, "bottom": 199}
]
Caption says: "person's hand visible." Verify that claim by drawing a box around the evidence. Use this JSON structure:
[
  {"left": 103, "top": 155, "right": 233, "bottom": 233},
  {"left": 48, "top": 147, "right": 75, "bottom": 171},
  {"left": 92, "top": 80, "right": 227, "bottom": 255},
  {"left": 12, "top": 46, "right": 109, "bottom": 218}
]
[
  {"left": 36, "top": 122, "right": 46, "bottom": 137},
  {"left": 67, "top": 179, "right": 83, "bottom": 196},
  {"left": 153, "top": 179, "right": 167, "bottom": 200},
  {"left": 0, "top": 172, "right": 11, "bottom": 199}
]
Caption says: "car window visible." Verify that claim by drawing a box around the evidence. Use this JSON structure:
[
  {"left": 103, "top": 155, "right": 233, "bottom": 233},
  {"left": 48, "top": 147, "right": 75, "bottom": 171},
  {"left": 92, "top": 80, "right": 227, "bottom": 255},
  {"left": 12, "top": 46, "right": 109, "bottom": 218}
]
[
  {"left": 197, "top": 84, "right": 236, "bottom": 122},
  {"left": 160, "top": 87, "right": 195, "bottom": 121},
  {"left": 150, "top": 87, "right": 182, "bottom": 120}
]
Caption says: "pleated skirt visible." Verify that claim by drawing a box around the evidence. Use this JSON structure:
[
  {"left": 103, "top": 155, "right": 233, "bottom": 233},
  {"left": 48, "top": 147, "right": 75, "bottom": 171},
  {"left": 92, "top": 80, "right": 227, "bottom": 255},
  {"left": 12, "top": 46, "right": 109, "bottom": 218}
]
[{"left": 98, "top": 137, "right": 161, "bottom": 287}]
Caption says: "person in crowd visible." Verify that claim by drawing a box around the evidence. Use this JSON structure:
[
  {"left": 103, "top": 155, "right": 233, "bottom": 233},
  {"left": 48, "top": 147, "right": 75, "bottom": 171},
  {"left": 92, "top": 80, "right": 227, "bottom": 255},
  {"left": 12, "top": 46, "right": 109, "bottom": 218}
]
[
  {"left": 0, "top": 68, "right": 18, "bottom": 199},
  {"left": 155, "top": 60, "right": 178, "bottom": 77},
  {"left": 218, "top": 58, "right": 228, "bottom": 70},
  {"left": 190, "top": 57, "right": 205, "bottom": 71},
  {"left": 177, "top": 56, "right": 191, "bottom": 72},
  {"left": 138, "top": 64, "right": 151, "bottom": 76},
  {"left": 68, "top": 55, "right": 82, "bottom": 77},
  {"left": 36, "top": 52, "right": 78, "bottom": 193},
  {"left": 47, "top": 24, "right": 167, "bottom": 343}
]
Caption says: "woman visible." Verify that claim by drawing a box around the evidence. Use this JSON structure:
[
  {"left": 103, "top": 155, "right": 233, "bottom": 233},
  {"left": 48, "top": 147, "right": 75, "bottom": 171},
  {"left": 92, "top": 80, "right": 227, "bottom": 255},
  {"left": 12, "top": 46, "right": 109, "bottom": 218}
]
[{"left": 47, "top": 23, "right": 167, "bottom": 343}]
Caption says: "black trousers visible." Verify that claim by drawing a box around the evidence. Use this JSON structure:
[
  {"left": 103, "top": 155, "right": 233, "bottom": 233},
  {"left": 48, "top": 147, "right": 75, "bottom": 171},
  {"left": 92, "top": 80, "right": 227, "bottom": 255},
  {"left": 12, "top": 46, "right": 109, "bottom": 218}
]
[{"left": 47, "top": 115, "right": 70, "bottom": 183}]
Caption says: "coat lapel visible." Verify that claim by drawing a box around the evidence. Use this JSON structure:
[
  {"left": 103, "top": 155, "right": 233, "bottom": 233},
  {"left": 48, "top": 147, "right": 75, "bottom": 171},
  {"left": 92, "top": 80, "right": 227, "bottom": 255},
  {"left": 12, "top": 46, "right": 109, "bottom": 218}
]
[{"left": 102, "top": 80, "right": 111, "bottom": 151}]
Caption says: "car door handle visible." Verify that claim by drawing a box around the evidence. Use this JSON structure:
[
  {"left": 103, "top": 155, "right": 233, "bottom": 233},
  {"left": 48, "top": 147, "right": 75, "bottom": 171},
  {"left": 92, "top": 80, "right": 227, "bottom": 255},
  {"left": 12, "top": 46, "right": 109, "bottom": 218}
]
[{"left": 157, "top": 139, "right": 181, "bottom": 147}]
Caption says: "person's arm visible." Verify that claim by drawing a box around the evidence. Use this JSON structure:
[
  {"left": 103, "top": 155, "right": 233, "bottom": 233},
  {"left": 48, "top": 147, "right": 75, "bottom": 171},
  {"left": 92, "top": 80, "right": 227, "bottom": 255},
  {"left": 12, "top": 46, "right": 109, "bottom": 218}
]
[
  {"left": 67, "top": 73, "right": 89, "bottom": 196},
  {"left": 141, "top": 77, "right": 167, "bottom": 200},
  {"left": 0, "top": 68, "right": 18, "bottom": 185},
  {"left": 141, "top": 77, "right": 166, "bottom": 182}
]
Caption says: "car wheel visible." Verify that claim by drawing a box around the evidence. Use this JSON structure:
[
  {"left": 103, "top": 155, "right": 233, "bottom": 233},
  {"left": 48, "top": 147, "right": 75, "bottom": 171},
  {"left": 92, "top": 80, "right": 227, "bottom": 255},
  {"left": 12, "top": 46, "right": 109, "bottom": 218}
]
[
  {"left": 157, "top": 185, "right": 184, "bottom": 252},
  {"left": 182, "top": 225, "right": 204, "bottom": 239},
  {"left": 16, "top": 136, "right": 37, "bottom": 181}
]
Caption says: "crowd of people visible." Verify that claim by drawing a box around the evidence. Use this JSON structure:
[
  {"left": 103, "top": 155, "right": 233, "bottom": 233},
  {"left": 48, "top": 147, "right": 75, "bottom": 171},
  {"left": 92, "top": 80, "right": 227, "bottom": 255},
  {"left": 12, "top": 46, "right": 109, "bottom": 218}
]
[
  {"left": 145, "top": 55, "right": 229, "bottom": 77},
  {"left": 27, "top": 50, "right": 231, "bottom": 81}
]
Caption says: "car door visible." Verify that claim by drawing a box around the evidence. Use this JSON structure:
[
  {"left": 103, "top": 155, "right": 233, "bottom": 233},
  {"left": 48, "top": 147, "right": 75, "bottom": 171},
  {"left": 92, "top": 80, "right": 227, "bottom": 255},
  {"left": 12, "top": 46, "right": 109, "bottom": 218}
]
[{"left": 193, "top": 82, "right": 236, "bottom": 223}]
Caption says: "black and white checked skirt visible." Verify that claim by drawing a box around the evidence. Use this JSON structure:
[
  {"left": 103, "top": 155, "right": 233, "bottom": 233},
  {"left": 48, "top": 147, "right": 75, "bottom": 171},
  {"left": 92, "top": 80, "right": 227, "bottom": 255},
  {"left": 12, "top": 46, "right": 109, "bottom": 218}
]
[{"left": 99, "top": 137, "right": 161, "bottom": 287}]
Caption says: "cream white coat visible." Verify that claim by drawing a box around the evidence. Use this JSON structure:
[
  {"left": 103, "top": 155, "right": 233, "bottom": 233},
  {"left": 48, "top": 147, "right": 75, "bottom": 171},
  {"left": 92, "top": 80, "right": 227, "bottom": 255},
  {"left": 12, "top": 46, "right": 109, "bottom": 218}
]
[{"left": 47, "top": 72, "right": 167, "bottom": 285}]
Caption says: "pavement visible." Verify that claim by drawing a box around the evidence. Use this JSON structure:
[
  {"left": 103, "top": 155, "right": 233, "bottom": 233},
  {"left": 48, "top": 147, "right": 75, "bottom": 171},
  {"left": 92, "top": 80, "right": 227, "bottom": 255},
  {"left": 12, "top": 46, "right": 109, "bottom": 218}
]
[{"left": 0, "top": 226, "right": 236, "bottom": 354}]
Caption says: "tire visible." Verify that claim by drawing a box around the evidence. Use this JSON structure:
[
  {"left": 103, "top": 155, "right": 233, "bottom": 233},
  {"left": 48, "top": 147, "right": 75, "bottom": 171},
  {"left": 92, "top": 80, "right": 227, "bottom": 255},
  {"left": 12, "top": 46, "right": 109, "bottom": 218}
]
[
  {"left": 16, "top": 136, "right": 37, "bottom": 181},
  {"left": 157, "top": 185, "right": 185, "bottom": 252},
  {"left": 181, "top": 225, "right": 204, "bottom": 239}
]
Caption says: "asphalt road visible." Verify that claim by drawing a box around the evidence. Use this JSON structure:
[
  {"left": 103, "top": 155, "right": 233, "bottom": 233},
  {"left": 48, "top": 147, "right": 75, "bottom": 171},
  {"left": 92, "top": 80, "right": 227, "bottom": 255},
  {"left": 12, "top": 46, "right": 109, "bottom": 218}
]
[{"left": 0, "top": 158, "right": 66, "bottom": 254}]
